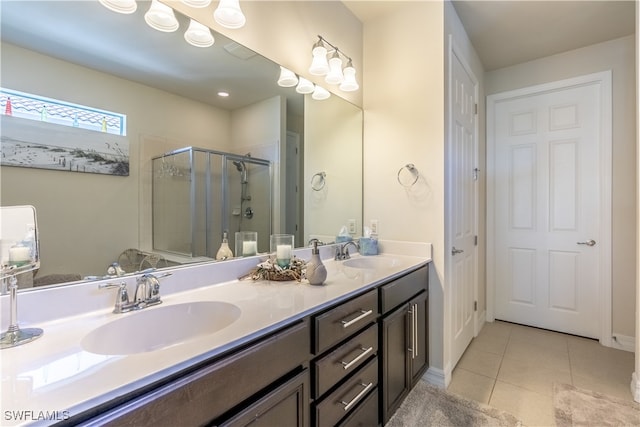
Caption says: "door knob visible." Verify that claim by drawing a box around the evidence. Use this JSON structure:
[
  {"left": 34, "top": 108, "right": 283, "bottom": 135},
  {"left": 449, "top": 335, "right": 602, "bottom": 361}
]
[
  {"left": 577, "top": 240, "right": 596, "bottom": 247},
  {"left": 451, "top": 247, "right": 464, "bottom": 255}
]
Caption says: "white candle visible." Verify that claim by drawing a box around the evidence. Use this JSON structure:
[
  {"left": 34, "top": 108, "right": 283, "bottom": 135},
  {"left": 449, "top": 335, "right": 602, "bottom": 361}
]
[
  {"left": 242, "top": 241, "right": 257, "bottom": 256},
  {"left": 276, "top": 244, "right": 292, "bottom": 261},
  {"left": 9, "top": 245, "right": 31, "bottom": 265}
]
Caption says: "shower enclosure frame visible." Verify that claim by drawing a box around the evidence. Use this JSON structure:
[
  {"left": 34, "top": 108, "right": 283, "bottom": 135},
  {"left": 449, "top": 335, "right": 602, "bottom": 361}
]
[{"left": 152, "top": 146, "right": 272, "bottom": 259}]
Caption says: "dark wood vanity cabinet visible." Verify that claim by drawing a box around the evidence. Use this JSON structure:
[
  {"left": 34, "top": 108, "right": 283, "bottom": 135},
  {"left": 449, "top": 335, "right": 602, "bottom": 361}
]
[
  {"left": 77, "top": 320, "right": 310, "bottom": 427},
  {"left": 310, "top": 289, "right": 380, "bottom": 427},
  {"left": 379, "top": 266, "right": 429, "bottom": 424}
]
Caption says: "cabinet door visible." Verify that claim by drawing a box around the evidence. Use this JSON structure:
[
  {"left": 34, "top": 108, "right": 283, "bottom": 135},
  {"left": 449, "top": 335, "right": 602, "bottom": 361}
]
[
  {"left": 380, "top": 304, "right": 409, "bottom": 424},
  {"left": 218, "top": 369, "right": 309, "bottom": 427},
  {"left": 409, "top": 291, "right": 428, "bottom": 385}
]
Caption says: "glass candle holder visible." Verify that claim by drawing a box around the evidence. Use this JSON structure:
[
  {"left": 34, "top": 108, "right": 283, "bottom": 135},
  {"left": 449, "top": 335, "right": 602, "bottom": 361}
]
[
  {"left": 270, "top": 234, "right": 294, "bottom": 268},
  {"left": 235, "top": 231, "right": 258, "bottom": 257}
]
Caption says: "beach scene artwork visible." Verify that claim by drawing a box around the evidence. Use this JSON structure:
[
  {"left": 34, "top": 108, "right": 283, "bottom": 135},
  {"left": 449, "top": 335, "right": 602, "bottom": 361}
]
[
  {"left": 1, "top": 115, "right": 129, "bottom": 176},
  {"left": 1, "top": 90, "right": 129, "bottom": 176}
]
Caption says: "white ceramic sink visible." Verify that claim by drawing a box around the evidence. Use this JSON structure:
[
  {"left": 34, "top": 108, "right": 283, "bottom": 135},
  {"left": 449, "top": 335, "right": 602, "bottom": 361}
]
[
  {"left": 81, "top": 301, "right": 241, "bottom": 355},
  {"left": 342, "top": 257, "right": 400, "bottom": 270}
]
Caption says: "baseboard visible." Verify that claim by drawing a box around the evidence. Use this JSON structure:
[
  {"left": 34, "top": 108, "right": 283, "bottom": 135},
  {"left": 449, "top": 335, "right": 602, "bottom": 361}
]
[
  {"left": 424, "top": 363, "right": 452, "bottom": 389},
  {"left": 611, "top": 334, "right": 635, "bottom": 353},
  {"left": 475, "top": 310, "right": 486, "bottom": 335},
  {"left": 631, "top": 372, "right": 640, "bottom": 402}
]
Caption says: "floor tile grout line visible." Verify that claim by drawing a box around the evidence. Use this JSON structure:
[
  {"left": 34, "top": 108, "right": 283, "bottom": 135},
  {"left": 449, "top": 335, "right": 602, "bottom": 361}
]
[{"left": 488, "top": 322, "right": 512, "bottom": 405}]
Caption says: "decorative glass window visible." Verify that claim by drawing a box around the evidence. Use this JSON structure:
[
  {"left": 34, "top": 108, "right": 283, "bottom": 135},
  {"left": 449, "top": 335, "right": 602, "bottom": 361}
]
[{"left": 0, "top": 88, "right": 126, "bottom": 136}]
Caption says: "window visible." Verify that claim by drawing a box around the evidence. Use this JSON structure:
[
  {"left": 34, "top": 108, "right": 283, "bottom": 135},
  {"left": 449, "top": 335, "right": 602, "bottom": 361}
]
[{"left": 1, "top": 88, "right": 126, "bottom": 136}]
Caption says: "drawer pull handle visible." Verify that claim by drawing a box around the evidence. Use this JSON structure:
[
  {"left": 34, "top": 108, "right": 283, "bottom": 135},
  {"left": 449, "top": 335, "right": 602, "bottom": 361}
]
[
  {"left": 340, "top": 382, "right": 374, "bottom": 412},
  {"left": 341, "top": 309, "right": 373, "bottom": 329},
  {"left": 341, "top": 346, "right": 373, "bottom": 370}
]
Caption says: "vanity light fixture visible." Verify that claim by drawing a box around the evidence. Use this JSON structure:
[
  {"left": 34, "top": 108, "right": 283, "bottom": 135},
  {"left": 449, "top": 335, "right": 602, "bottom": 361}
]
[
  {"left": 180, "top": 0, "right": 212, "bottom": 7},
  {"left": 308, "top": 35, "right": 359, "bottom": 92},
  {"left": 295, "top": 77, "right": 315, "bottom": 94},
  {"left": 277, "top": 67, "right": 298, "bottom": 88},
  {"left": 98, "top": 0, "right": 137, "bottom": 14},
  {"left": 339, "top": 59, "right": 359, "bottom": 92},
  {"left": 144, "top": 0, "right": 179, "bottom": 32},
  {"left": 184, "top": 19, "right": 215, "bottom": 47},
  {"left": 311, "top": 85, "right": 330, "bottom": 101},
  {"left": 325, "top": 50, "right": 344, "bottom": 84},
  {"left": 309, "top": 38, "right": 329, "bottom": 76},
  {"left": 214, "top": 0, "right": 246, "bottom": 29}
]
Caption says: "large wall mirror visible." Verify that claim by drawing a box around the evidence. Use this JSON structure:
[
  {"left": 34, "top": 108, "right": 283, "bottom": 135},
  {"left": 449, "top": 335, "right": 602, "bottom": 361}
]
[{"left": 0, "top": 0, "right": 363, "bottom": 290}]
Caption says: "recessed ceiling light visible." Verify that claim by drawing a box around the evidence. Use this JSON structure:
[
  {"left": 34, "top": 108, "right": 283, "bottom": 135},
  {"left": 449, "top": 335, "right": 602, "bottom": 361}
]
[{"left": 218, "top": 91, "right": 230, "bottom": 97}]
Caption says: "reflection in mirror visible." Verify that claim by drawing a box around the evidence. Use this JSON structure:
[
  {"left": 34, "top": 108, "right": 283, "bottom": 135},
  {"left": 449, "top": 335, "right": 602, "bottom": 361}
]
[
  {"left": 0, "top": 0, "right": 363, "bottom": 290},
  {"left": 0, "top": 205, "right": 40, "bottom": 291}
]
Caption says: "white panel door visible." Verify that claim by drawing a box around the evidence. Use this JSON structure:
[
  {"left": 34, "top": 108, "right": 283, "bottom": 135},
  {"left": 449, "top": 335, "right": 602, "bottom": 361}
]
[
  {"left": 449, "top": 48, "right": 477, "bottom": 367},
  {"left": 492, "top": 81, "right": 603, "bottom": 338}
]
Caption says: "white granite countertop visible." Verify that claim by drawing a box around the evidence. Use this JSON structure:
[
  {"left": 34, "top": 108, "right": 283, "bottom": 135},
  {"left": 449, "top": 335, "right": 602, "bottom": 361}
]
[{"left": 0, "top": 241, "right": 431, "bottom": 426}]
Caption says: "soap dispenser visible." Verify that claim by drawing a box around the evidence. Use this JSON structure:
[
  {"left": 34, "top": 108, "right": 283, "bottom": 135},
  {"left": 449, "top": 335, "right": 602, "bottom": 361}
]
[
  {"left": 216, "top": 231, "right": 234, "bottom": 260},
  {"left": 306, "top": 241, "right": 327, "bottom": 286}
]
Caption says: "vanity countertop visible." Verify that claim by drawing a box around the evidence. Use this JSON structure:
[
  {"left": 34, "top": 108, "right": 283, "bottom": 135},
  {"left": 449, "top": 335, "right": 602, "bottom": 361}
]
[{"left": 0, "top": 243, "right": 431, "bottom": 426}]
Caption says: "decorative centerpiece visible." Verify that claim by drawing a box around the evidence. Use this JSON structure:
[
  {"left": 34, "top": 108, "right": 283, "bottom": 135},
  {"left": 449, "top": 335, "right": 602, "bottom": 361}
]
[{"left": 240, "top": 255, "right": 307, "bottom": 282}]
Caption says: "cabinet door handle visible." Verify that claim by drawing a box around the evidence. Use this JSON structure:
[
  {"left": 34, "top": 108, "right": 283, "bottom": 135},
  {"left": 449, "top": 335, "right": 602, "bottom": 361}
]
[
  {"left": 413, "top": 303, "right": 418, "bottom": 359},
  {"left": 340, "top": 309, "right": 373, "bottom": 329},
  {"left": 340, "top": 346, "right": 373, "bottom": 370},
  {"left": 340, "top": 382, "right": 374, "bottom": 412}
]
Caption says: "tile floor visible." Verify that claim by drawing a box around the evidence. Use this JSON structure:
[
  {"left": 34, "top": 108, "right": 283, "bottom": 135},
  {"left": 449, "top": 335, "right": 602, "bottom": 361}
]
[{"left": 448, "top": 321, "right": 635, "bottom": 426}]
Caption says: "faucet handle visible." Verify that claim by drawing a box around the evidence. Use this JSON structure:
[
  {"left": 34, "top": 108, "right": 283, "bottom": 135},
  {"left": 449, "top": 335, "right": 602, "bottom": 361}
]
[{"left": 99, "top": 282, "right": 130, "bottom": 313}]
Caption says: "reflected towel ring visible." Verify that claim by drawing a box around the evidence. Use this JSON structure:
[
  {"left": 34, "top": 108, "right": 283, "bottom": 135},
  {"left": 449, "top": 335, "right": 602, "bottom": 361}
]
[
  {"left": 397, "top": 164, "right": 419, "bottom": 187},
  {"left": 311, "top": 172, "right": 326, "bottom": 191}
]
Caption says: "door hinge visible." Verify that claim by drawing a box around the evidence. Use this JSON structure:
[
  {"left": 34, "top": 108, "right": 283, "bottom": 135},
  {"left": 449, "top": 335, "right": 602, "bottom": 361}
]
[
  {"left": 474, "top": 103, "right": 478, "bottom": 115},
  {"left": 474, "top": 235, "right": 478, "bottom": 246},
  {"left": 474, "top": 301, "right": 478, "bottom": 312}
]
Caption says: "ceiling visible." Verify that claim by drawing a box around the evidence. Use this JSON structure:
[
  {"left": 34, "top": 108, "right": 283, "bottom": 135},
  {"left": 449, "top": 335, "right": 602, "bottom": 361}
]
[{"left": 344, "top": 0, "right": 636, "bottom": 71}]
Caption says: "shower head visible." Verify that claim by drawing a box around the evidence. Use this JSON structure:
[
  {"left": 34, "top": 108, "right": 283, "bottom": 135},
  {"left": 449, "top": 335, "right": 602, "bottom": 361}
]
[
  {"left": 232, "top": 160, "right": 248, "bottom": 183},
  {"left": 232, "top": 160, "right": 245, "bottom": 172}
]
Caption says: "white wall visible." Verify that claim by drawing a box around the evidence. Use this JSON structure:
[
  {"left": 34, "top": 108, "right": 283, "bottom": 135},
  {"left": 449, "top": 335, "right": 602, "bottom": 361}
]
[
  {"left": 485, "top": 35, "right": 637, "bottom": 338},
  {"left": 361, "top": 1, "right": 446, "bottom": 378}
]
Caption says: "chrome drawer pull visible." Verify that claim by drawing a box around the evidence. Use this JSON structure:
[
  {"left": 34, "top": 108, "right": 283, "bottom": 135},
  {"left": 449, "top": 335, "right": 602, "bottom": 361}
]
[
  {"left": 340, "top": 309, "right": 373, "bottom": 329},
  {"left": 340, "top": 382, "right": 374, "bottom": 412},
  {"left": 341, "top": 346, "right": 373, "bottom": 370}
]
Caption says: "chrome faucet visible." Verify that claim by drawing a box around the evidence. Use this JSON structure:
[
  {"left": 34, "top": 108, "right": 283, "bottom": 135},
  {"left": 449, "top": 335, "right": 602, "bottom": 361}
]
[
  {"left": 335, "top": 241, "right": 360, "bottom": 260},
  {"left": 99, "top": 271, "right": 171, "bottom": 313}
]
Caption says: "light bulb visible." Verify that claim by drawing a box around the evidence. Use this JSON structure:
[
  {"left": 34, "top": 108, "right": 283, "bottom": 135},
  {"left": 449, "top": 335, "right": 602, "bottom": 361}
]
[
  {"left": 214, "top": 0, "right": 246, "bottom": 29},
  {"left": 296, "top": 77, "right": 315, "bottom": 94},
  {"left": 98, "top": 0, "right": 137, "bottom": 14},
  {"left": 339, "top": 61, "right": 359, "bottom": 92},
  {"left": 184, "top": 20, "right": 214, "bottom": 47},
  {"left": 277, "top": 67, "right": 298, "bottom": 87},
  {"left": 311, "top": 85, "right": 330, "bottom": 101},
  {"left": 325, "top": 51, "right": 344, "bottom": 84},
  {"left": 144, "top": 0, "right": 179, "bottom": 32},
  {"left": 309, "top": 40, "right": 329, "bottom": 76}
]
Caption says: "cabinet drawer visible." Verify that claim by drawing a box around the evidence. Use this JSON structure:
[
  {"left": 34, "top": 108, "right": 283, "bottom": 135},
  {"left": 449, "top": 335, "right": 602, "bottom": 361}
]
[
  {"left": 87, "top": 320, "right": 310, "bottom": 427},
  {"left": 314, "top": 289, "right": 378, "bottom": 354},
  {"left": 379, "top": 266, "right": 428, "bottom": 315},
  {"left": 315, "top": 357, "right": 378, "bottom": 427},
  {"left": 314, "top": 323, "right": 377, "bottom": 398},
  {"left": 338, "top": 385, "right": 379, "bottom": 427}
]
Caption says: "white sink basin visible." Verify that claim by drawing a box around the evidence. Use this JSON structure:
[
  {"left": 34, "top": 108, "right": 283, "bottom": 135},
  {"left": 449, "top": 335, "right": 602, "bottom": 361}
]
[
  {"left": 342, "top": 257, "right": 400, "bottom": 270},
  {"left": 81, "top": 301, "right": 241, "bottom": 355}
]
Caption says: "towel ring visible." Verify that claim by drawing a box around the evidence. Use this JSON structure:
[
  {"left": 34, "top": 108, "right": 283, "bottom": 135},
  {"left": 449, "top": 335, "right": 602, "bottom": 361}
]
[
  {"left": 311, "top": 172, "right": 326, "bottom": 191},
  {"left": 397, "top": 164, "right": 419, "bottom": 187}
]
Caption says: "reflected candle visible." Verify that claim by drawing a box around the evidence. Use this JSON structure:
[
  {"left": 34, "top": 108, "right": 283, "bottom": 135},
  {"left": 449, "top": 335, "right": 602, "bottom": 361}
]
[
  {"left": 9, "top": 245, "right": 31, "bottom": 266},
  {"left": 242, "top": 241, "right": 257, "bottom": 256}
]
